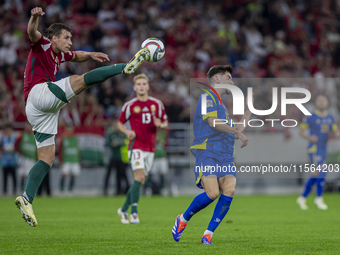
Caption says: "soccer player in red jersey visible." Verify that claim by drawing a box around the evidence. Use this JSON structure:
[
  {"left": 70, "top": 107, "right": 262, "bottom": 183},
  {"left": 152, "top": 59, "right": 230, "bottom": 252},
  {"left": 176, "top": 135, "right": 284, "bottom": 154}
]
[
  {"left": 15, "top": 7, "right": 151, "bottom": 227},
  {"left": 117, "top": 73, "right": 168, "bottom": 224}
]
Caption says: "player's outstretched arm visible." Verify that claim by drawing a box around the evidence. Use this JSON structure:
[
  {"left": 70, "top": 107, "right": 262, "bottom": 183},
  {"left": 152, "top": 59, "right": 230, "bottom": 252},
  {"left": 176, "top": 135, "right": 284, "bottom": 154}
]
[
  {"left": 71, "top": 51, "right": 110, "bottom": 63},
  {"left": 28, "top": 7, "right": 45, "bottom": 43},
  {"left": 207, "top": 117, "right": 249, "bottom": 148}
]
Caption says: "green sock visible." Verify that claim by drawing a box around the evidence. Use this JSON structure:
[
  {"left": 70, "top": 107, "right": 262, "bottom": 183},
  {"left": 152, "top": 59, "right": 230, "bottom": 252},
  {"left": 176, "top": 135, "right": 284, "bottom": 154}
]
[
  {"left": 131, "top": 180, "right": 142, "bottom": 214},
  {"left": 60, "top": 178, "right": 65, "bottom": 191},
  {"left": 84, "top": 63, "right": 126, "bottom": 86},
  {"left": 69, "top": 178, "right": 75, "bottom": 191},
  {"left": 121, "top": 188, "right": 131, "bottom": 212},
  {"left": 24, "top": 160, "right": 50, "bottom": 203}
]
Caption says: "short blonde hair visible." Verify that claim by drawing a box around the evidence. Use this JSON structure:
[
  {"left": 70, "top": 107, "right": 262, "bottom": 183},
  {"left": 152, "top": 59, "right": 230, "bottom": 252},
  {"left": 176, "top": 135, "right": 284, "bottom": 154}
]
[{"left": 133, "top": 73, "right": 149, "bottom": 83}]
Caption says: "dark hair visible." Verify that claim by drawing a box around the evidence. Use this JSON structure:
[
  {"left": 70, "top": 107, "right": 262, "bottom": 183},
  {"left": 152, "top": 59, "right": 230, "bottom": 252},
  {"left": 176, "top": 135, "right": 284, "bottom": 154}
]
[
  {"left": 45, "top": 23, "right": 72, "bottom": 40},
  {"left": 207, "top": 65, "right": 233, "bottom": 83}
]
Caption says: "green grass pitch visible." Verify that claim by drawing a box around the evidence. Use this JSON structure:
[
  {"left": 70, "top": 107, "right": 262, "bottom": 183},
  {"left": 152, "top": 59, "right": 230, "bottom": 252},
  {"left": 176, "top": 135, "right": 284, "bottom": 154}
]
[{"left": 1, "top": 194, "right": 339, "bottom": 254}]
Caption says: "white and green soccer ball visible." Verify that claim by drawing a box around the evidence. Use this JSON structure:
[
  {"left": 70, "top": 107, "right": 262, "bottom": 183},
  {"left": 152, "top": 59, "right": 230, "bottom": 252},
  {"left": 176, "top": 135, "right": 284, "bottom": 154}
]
[{"left": 141, "top": 38, "right": 165, "bottom": 63}]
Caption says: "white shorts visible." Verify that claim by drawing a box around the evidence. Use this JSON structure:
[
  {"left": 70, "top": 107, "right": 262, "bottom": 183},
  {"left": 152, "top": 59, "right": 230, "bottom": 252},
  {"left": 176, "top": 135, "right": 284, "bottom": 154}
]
[
  {"left": 18, "top": 157, "right": 36, "bottom": 177},
  {"left": 61, "top": 162, "right": 81, "bottom": 176},
  {"left": 150, "top": 157, "right": 169, "bottom": 175},
  {"left": 128, "top": 149, "right": 154, "bottom": 175},
  {"left": 25, "top": 77, "right": 76, "bottom": 148}
]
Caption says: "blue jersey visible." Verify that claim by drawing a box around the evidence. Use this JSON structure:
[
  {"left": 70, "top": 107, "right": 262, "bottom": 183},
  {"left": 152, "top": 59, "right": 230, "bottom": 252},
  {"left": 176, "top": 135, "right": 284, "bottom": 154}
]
[
  {"left": 190, "top": 91, "right": 235, "bottom": 161},
  {"left": 300, "top": 110, "right": 337, "bottom": 155},
  {"left": 0, "top": 134, "right": 18, "bottom": 168}
]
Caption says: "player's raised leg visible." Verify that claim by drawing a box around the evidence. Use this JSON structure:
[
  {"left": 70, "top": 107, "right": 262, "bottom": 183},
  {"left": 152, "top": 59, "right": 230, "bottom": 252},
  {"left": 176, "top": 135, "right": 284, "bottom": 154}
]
[
  {"left": 68, "top": 48, "right": 150, "bottom": 96},
  {"left": 172, "top": 176, "right": 217, "bottom": 242},
  {"left": 201, "top": 175, "right": 235, "bottom": 245}
]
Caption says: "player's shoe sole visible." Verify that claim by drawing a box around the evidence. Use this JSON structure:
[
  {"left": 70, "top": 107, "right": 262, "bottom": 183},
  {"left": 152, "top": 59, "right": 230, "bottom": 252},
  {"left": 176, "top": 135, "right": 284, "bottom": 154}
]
[
  {"left": 129, "top": 213, "right": 140, "bottom": 224},
  {"left": 201, "top": 234, "right": 213, "bottom": 245},
  {"left": 123, "top": 48, "right": 150, "bottom": 74},
  {"left": 15, "top": 196, "right": 38, "bottom": 227},
  {"left": 117, "top": 208, "right": 129, "bottom": 224},
  {"left": 172, "top": 214, "right": 187, "bottom": 242}
]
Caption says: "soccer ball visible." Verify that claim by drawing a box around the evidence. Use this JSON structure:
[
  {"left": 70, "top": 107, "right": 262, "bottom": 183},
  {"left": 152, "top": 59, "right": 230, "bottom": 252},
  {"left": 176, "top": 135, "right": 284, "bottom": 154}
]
[{"left": 141, "top": 38, "right": 165, "bottom": 63}]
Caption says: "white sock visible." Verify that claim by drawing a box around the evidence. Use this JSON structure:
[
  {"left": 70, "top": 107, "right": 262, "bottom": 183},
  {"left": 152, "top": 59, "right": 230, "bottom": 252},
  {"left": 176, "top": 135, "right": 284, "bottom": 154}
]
[
  {"left": 23, "top": 192, "right": 29, "bottom": 202},
  {"left": 204, "top": 230, "right": 214, "bottom": 237},
  {"left": 180, "top": 214, "right": 188, "bottom": 223}
]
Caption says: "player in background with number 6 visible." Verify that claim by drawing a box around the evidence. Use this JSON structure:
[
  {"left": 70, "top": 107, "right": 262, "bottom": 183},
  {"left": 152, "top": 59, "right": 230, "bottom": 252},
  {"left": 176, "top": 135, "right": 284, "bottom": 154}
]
[{"left": 117, "top": 73, "right": 168, "bottom": 224}]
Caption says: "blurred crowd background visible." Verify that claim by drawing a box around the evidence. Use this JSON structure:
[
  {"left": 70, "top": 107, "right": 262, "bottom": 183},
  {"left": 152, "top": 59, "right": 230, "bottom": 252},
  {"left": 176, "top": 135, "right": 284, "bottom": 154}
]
[
  {"left": 2, "top": 0, "right": 340, "bottom": 196},
  {"left": 1, "top": 0, "right": 340, "bottom": 130}
]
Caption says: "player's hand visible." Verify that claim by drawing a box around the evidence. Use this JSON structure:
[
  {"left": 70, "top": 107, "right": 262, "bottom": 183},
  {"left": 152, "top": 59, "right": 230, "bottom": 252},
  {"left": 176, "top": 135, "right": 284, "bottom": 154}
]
[
  {"left": 126, "top": 130, "right": 136, "bottom": 140},
  {"left": 309, "top": 135, "right": 318, "bottom": 143},
  {"left": 153, "top": 117, "right": 161, "bottom": 127},
  {"left": 236, "top": 131, "right": 249, "bottom": 148},
  {"left": 90, "top": 52, "right": 110, "bottom": 62},
  {"left": 31, "top": 7, "right": 45, "bottom": 17}
]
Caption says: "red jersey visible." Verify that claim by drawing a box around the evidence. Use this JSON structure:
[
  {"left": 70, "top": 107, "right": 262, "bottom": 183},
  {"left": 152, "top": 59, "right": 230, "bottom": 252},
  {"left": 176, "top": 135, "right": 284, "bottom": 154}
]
[
  {"left": 23, "top": 35, "right": 74, "bottom": 100},
  {"left": 119, "top": 96, "right": 168, "bottom": 152}
]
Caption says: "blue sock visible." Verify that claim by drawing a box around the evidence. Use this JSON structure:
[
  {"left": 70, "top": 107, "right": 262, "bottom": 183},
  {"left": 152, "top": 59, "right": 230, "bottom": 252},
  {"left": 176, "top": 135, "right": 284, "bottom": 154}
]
[
  {"left": 207, "top": 194, "right": 233, "bottom": 232},
  {"left": 316, "top": 178, "right": 325, "bottom": 197},
  {"left": 182, "top": 192, "right": 214, "bottom": 221},
  {"left": 302, "top": 177, "right": 317, "bottom": 198}
]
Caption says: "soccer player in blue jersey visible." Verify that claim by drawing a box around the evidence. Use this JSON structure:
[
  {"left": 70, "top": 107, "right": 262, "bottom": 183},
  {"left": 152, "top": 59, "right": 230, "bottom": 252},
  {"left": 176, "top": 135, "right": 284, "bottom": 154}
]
[
  {"left": 297, "top": 95, "right": 339, "bottom": 210},
  {"left": 171, "top": 65, "right": 252, "bottom": 245}
]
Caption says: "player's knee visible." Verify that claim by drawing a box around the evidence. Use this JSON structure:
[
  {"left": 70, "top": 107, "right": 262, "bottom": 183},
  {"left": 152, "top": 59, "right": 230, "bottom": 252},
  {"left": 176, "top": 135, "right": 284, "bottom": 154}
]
[
  {"left": 38, "top": 156, "right": 54, "bottom": 167},
  {"left": 206, "top": 189, "right": 220, "bottom": 200},
  {"left": 222, "top": 185, "right": 235, "bottom": 197},
  {"left": 69, "top": 74, "right": 87, "bottom": 95},
  {"left": 47, "top": 155, "right": 55, "bottom": 167},
  {"left": 134, "top": 174, "right": 145, "bottom": 183}
]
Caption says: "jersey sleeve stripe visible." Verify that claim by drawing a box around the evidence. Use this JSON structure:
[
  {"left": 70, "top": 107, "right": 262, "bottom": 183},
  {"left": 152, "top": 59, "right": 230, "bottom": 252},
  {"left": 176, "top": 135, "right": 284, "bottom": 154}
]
[
  {"left": 122, "top": 98, "right": 138, "bottom": 121},
  {"left": 126, "top": 104, "right": 131, "bottom": 120},
  {"left": 202, "top": 111, "right": 217, "bottom": 120},
  {"left": 300, "top": 123, "right": 309, "bottom": 130},
  {"left": 332, "top": 124, "right": 338, "bottom": 132}
]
